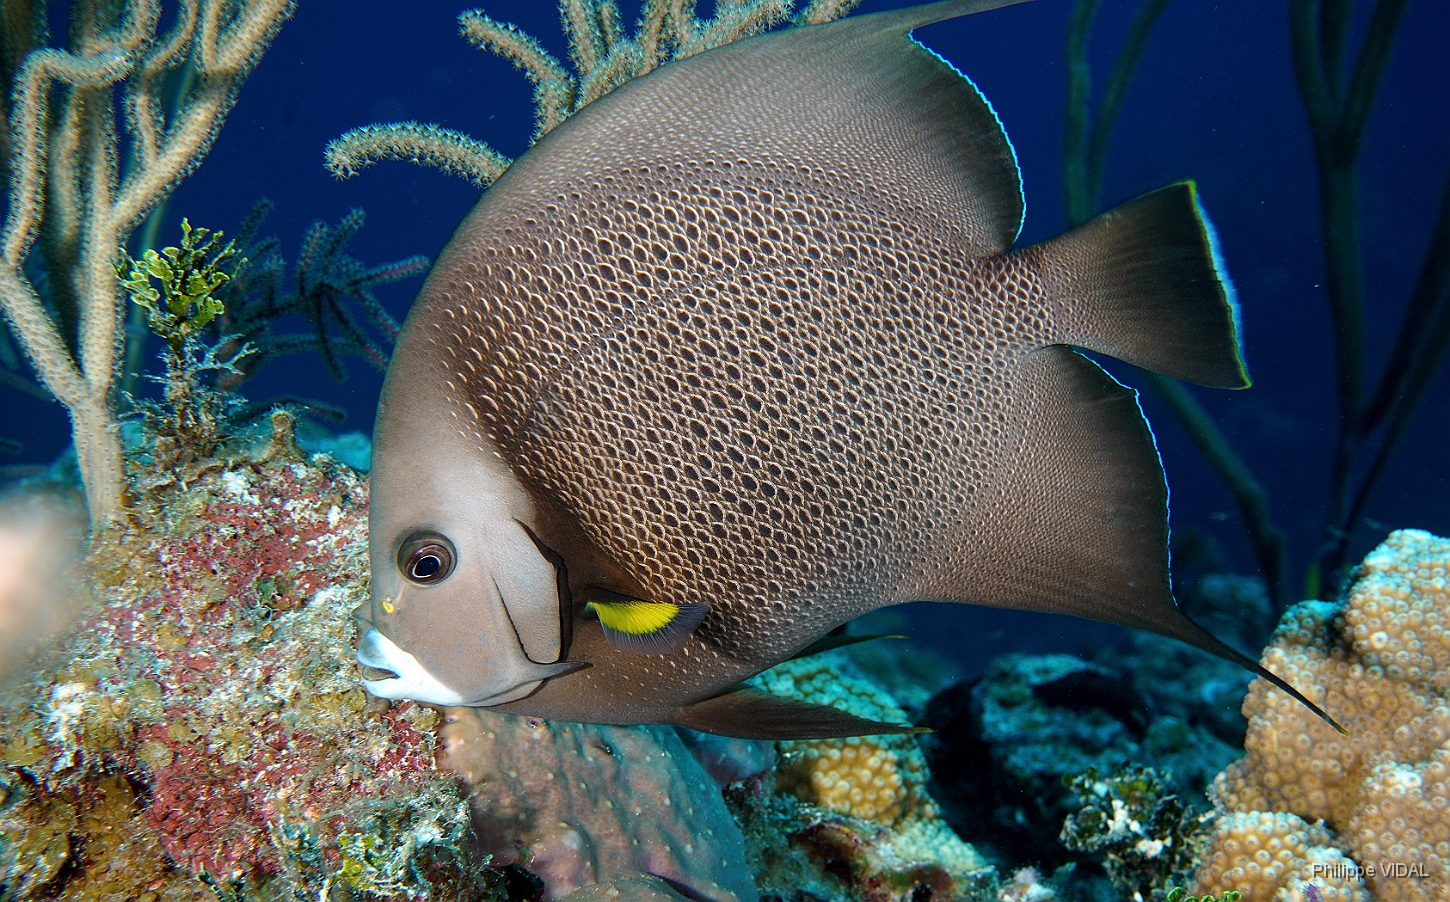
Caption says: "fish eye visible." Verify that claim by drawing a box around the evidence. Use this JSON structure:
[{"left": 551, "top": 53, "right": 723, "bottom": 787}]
[{"left": 397, "top": 532, "right": 456, "bottom": 585}]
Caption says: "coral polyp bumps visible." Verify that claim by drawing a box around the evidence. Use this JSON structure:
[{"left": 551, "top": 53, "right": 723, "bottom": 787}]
[{"left": 1192, "top": 529, "right": 1450, "bottom": 902}]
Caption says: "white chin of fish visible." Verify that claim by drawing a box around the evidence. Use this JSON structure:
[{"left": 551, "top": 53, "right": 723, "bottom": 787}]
[{"left": 356, "top": 628, "right": 543, "bottom": 706}]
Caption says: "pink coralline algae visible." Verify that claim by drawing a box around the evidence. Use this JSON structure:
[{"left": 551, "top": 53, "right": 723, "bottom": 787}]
[{"left": 0, "top": 449, "right": 481, "bottom": 899}]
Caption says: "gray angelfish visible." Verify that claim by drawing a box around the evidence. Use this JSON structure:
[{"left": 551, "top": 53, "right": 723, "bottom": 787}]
[{"left": 356, "top": 0, "right": 1342, "bottom": 739}]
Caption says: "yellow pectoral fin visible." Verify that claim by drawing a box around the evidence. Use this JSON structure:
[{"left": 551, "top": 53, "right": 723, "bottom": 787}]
[{"left": 586, "top": 597, "right": 709, "bottom": 655}]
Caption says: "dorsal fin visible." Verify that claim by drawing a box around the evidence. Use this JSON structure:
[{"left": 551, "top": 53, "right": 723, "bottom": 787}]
[{"left": 505, "top": 0, "right": 1032, "bottom": 257}]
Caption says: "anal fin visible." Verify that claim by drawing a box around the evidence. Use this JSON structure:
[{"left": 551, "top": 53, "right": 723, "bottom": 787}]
[
  {"left": 920, "top": 344, "right": 1176, "bottom": 627},
  {"left": 789, "top": 632, "right": 907, "bottom": 662},
  {"left": 918, "top": 345, "right": 1344, "bottom": 733},
  {"left": 671, "top": 687, "right": 927, "bottom": 740}
]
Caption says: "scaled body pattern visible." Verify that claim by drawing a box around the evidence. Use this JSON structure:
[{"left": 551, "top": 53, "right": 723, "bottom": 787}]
[{"left": 359, "top": 0, "right": 1317, "bottom": 737}]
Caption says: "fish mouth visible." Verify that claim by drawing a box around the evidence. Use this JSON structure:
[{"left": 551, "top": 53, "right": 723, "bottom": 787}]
[
  {"left": 355, "top": 628, "right": 470, "bottom": 705},
  {"left": 354, "top": 629, "right": 590, "bottom": 707},
  {"left": 359, "top": 663, "right": 400, "bottom": 681}
]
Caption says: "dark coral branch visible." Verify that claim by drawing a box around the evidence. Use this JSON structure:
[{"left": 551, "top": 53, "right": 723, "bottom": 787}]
[
  {"left": 1062, "top": 0, "right": 1291, "bottom": 605},
  {"left": 1084, "top": 0, "right": 1173, "bottom": 215},
  {"left": 1314, "top": 166, "right": 1365, "bottom": 558},
  {"left": 1142, "top": 372, "right": 1290, "bottom": 606},
  {"left": 1061, "top": 0, "right": 1102, "bottom": 230},
  {"left": 0, "top": 360, "right": 50, "bottom": 400},
  {"left": 1336, "top": 0, "right": 1410, "bottom": 161},
  {"left": 208, "top": 204, "right": 426, "bottom": 388},
  {"left": 1290, "top": 0, "right": 1438, "bottom": 585},
  {"left": 1290, "top": 0, "right": 1336, "bottom": 140},
  {"left": 1364, "top": 158, "right": 1450, "bottom": 434},
  {"left": 1317, "top": 0, "right": 1352, "bottom": 100},
  {"left": 1331, "top": 158, "right": 1450, "bottom": 575}
]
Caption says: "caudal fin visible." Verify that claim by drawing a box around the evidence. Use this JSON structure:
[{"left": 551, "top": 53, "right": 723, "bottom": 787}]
[{"left": 1032, "top": 181, "right": 1249, "bottom": 389}]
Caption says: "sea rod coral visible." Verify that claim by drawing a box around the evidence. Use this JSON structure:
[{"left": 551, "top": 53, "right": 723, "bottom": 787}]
[
  {"left": 326, "top": 0, "right": 865, "bottom": 189},
  {"left": 0, "top": 0, "right": 294, "bottom": 523},
  {"left": 1193, "top": 529, "right": 1450, "bottom": 902}
]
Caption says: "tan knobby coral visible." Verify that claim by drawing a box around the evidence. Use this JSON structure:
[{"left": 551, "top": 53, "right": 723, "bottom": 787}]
[
  {"left": 1195, "top": 529, "right": 1450, "bottom": 902},
  {"left": 733, "top": 650, "right": 992, "bottom": 902},
  {"left": 1193, "top": 811, "right": 1370, "bottom": 902}
]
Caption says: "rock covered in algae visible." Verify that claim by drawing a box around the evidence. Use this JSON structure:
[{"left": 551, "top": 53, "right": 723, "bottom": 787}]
[
  {"left": 0, "top": 452, "right": 489, "bottom": 899},
  {"left": 0, "top": 430, "right": 776, "bottom": 902},
  {"left": 436, "top": 707, "right": 757, "bottom": 902},
  {"left": 923, "top": 652, "right": 1238, "bottom": 870},
  {"left": 1196, "top": 529, "right": 1450, "bottom": 902}
]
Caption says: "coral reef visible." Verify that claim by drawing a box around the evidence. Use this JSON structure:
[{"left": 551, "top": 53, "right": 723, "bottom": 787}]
[
  {"left": 1059, "top": 765, "right": 1212, "bottom": 901},
  {"left": 724, "top": 650, "right": 996, "bottom": 902},
  {"left": 1192, "top": 811, "right": 1369, "bottom": 902},
  {"left": 726, "top": 775, "right": 998, "bottom": 902},
  {"left": 758, "top": 652, "right": 937, "bottom": 825},
  {"left": 0, "top": 425, "right": 788, "bottom": 902},
  {"left": 923, "top": 652, "right": 1238, "bottom": 869},
  {"left": 557, "top": 876, "right": 699, "bottom": 902},
  {"left": 0, "top": 444, "right": 490, "bottom": 899},
  {"left": 435, "top": 707, "right": 757, "bottom": 902},
  {"left": 996, "top": 867, "right": 1060, "bottom": 902},
  {"left": 1197, "top": 529, "right": 1450, "bottom": 902}
]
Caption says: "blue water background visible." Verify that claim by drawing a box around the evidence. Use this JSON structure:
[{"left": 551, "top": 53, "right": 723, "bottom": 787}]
[{"left": 6, "top": 0, "right": 1448, "bottom": 672}]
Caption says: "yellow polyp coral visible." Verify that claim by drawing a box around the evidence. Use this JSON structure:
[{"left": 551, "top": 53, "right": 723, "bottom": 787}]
[
  {"left": 753, "top": 652, "right": 936, "bottom": 825},
  {"left": 783, "top": 734, "right": 922, "bottom": 823},
  {"left": 1193, "top": 811, "right": 1369, "bottom": 902},
  {"left": 729, "top": 649, "right": 992, "bottom": 902},
  {"left": 1195, "top": 530, "right": 1450, "bottom": 902}
]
